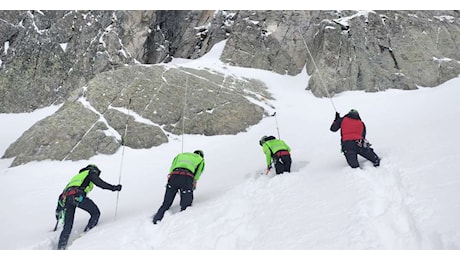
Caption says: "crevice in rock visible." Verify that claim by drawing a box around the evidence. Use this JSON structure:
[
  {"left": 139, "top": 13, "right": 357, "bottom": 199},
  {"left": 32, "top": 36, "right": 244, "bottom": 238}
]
[{"left": 379, "top": 44, "right": 400, "bottom": 70}]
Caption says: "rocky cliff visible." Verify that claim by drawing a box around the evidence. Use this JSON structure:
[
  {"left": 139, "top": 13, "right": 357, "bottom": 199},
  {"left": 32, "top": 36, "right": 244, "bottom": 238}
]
[{"left": 1, "top": 10, "right": 459, "bottom": 166}]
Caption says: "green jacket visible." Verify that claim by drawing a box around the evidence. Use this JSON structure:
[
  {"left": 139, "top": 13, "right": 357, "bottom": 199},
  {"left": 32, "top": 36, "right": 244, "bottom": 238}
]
[
  {"left": 262, "top": 139, "right": 291, "bottom": 167},
  {"left": 170, "top": 152, "right": 205, "bottom": 181},
  {"left": 65, "top": 170, "right": 94, "bottom": 194}
]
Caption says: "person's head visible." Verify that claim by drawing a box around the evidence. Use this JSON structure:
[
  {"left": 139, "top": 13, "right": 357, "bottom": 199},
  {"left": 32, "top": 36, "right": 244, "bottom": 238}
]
[
  {"left": 347, "top": 109, "right": 361, "bottom": 119},
  {"left": 259, "top": 135, "right": 276, "bottom": 146},
  {"left": 86, "top": 164, "right": 101, "bottom": 175},
  {"left": 349, "top": 109, "right": 359, "bottom": 115},
  {"left": 194, "top": 150, "right": 204, "bottom": 158},
  {"left": 259, "top": 136, "right": 268, "bottom": 146}
]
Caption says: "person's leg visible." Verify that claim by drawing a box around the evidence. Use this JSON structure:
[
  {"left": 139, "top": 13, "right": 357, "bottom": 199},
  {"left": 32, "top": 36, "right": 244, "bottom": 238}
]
[
  {"left": 359, "top": 147, "right": 381, "bottom": 167},
  {"left": 78, "top": 197, "right": 100, "bottom": 232},
  {"left": 153, "top": 177, "right": 179, "bottom": 224},
  {"left": 274, "top": 159, "right": 284, "bottom": 174},
  {"left": 281, "top": 155, "right": 292, "bottom": 172},
  {"left": 342, "top": 141, "right": 360, "bottom": 168},
  {"left": 179, "top": 176, "right": 195, "bottom": 211},
  {"left": 57, "top": 202, "right": 76, "bottom": 249},
  {"left": 344, "top": 149, "right": 360, "bottom": 168}
]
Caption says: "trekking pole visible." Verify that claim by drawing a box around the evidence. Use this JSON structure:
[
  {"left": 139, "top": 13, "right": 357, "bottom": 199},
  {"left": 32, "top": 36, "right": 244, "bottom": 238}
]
[
  {"left": 114, "top": 98, "right": 132, "bottom": 220},
  {"left": 297, "top": 29, "right": 337, "bottom": 112}
]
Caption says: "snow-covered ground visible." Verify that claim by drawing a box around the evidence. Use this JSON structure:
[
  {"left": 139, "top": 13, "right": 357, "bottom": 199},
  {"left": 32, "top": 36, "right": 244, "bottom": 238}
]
[{"left": 1, "top": 39, "right": 460, "bottom": 259}]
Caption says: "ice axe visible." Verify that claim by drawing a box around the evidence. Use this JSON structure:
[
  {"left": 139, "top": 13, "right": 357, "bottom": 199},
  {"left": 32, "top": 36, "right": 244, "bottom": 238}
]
[{"left": 53, "top": 219, "right": 59, "bottom": 232}]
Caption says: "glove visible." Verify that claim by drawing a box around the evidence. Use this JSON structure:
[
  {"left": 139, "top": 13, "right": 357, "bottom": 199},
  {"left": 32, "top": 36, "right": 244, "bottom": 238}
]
[
  {"left": 335, "top": 112, "right": 340, "bottom": 119},
  {"left": 112, "top": 184, "right": 122, "bottom": 191},
  {"left": 193, "top": 180, "right": 197, "bottom": 190}
]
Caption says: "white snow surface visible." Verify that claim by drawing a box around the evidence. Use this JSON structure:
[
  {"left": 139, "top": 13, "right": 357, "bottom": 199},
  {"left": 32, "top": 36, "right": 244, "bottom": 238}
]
[{"left": 1, "top": 40, "right": 460, "bottom": 259}]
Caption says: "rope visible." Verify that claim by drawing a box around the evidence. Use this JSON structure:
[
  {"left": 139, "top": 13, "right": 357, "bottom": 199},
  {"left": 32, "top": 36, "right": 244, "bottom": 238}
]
[
  {"left": 297, "top": 28, "right": 337, "bottom": 112},
  {"left": 62, "top": 72, "right": 130, "bottom": 161},
  {"left": 181, "top": 77, "right": 189, "bottom": 153},
  {"left": 272, "top": 112, "right": 281, "bottom": 139}
]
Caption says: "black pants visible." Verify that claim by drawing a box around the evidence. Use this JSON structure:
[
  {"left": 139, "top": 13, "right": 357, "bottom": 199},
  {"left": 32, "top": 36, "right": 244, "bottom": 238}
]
[
  {"left": 342, "top": 140, "right": 380, "bottom": 168},
  {"left": 153, "top": 174, "right": 194, "bottom": 224},
  {"left": 274, "top": 154, "right": 292, "bottom": 174},
  {"left": 57, "top": 196, "right": 100, "bottom": 249}
]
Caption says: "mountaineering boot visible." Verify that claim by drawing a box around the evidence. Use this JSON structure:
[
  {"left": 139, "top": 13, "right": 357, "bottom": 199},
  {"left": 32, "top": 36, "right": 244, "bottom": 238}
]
[
  {"left": 373, "top": 158, "right": 381, "bottom": 167},
  {"left": 152, "top": 215, "right": 160, "bottom": 224},
  {"left": 83, "top": 225, "right": 96, "bottom": 232}
]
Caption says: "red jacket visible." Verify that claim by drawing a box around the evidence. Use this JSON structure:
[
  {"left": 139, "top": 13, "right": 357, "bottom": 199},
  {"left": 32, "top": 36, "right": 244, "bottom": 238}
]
[
  {"left": 330, "top": 112, "right": 366, "bottom": 141},
  {"left": 340, "top": 117, "right": 364, "bottom": 141}
]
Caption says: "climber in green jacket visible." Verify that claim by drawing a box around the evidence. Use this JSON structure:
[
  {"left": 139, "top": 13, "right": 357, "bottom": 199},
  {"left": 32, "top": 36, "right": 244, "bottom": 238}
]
[
  {"left": 55, "top": 164, "right": 122, "bottom": 250},
  {"left": 259, "top": 135, "right": 292, "bottom": 175},
  {"left": 153, "top": 150, "right": 205, "bottom": 224}
]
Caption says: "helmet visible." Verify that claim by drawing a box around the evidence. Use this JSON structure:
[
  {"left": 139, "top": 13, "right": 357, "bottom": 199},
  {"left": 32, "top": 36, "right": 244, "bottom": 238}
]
[
  {"left": 87, "top": 164, "right": 101, "bottom": 175},
  {"left": 194, "top": 150, "right": 204, "bottom": 158},
  {"left": 349, "top": 109, "right": 359, "bottom": 115},
  {"left": 259, "top": 136, "right": 268, "bottom": 146}
]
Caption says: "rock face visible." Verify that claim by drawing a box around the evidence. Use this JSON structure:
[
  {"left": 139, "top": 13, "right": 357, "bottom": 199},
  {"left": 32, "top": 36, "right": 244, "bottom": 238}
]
[
  {"left": 1, "top": 10, "right": 459, "bottom": 166},
  {"left": 219, "top": 10, "right": 460, "bottom": 96},
  {"left": 2, "top": 10, "right": 459, "bottom": 113},
  {"left": 0, "top": 10, "right": 154, "bottom": 113},
  {"left": 302, "top": 10, "right": 460, "bottom": 96},
  {"left": 2, "top": 65, "right": 270, "bottom": 166}
]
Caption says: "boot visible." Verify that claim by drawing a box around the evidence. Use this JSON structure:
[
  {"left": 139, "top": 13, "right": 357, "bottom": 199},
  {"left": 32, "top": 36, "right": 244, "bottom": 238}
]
[{"left": 373, "top": 158, "right": 381, "bottom": 167}]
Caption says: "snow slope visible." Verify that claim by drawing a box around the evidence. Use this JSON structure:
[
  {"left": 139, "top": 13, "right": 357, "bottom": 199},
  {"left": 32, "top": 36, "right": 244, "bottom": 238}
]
[{"left": 1, "top": 40, "right": 460, "bottom": 259}]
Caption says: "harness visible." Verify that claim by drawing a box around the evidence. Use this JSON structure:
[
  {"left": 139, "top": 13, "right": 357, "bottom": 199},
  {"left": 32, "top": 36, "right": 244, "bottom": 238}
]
[
  {"left": 169, "top": 168, "right": 195, "bottom": 178},
  {"left": 60, "top": 187, "right": 85, "bottom": 205},
  {"left": 275, "top": 150, "right": 290, "bottom": 157},
  {"left": 63, "top": 187, "right": 79, "bottom": 196}
]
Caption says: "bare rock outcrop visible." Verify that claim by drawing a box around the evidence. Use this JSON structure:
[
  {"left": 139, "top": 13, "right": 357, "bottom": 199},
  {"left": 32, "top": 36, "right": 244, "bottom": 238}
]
[{"left": 2, "top": 64, "right": 271, "bottom": 166}]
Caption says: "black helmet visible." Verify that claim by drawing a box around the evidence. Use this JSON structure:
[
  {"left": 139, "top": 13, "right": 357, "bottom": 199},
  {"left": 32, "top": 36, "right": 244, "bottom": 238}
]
[
  {"left": 194, "top": 150, "right": 204, "bottom": 158},
  {"left": 259, "top": 136, "right": 268, "bottom": 146},
  {"left": 87, "top": 164, "right": 101, "bottom": 175},
  {"left": 349, "top": 109, "right": 359, "bottom": 115}
]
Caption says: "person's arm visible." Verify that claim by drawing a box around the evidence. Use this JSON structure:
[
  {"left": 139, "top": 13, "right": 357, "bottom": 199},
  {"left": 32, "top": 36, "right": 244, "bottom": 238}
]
[
  {"left": 262, "top": 144, "right": 272, "bottom": 167},
  {"left": 89, "top": 172, "right": 120, "bottom": 191},
  {"left": 330, "top": 112, "right": 343, "bottom": 132},
  {"left": 193, "top": 159, "right": 205, "bottom": 190},
  {"left": 194, "top": 159, "right": 205, "bottom": 180}
]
